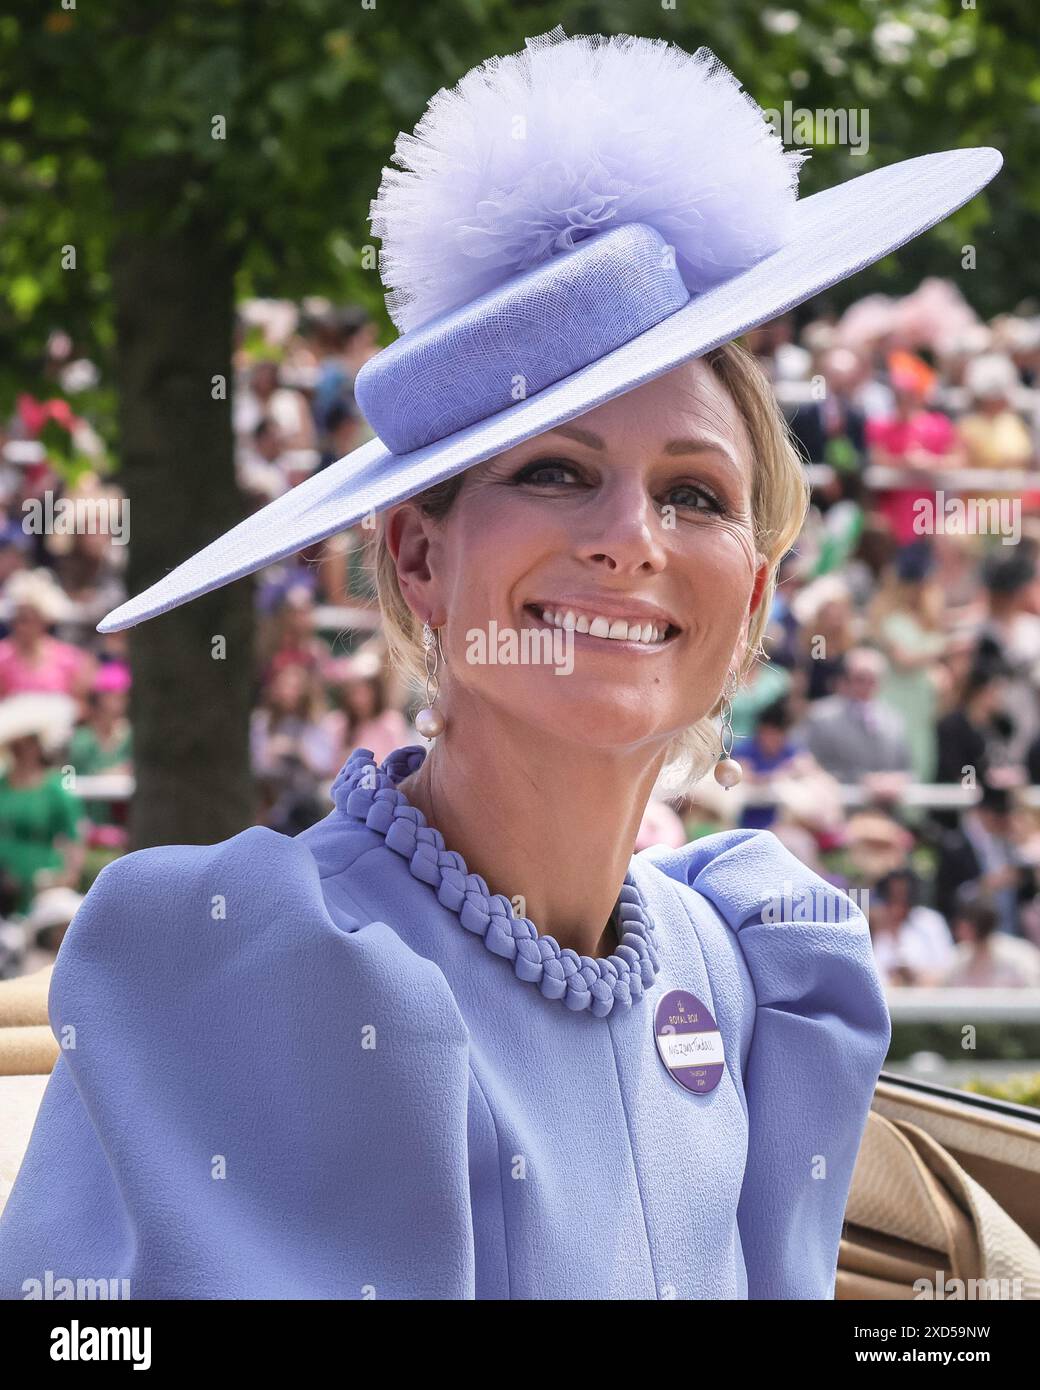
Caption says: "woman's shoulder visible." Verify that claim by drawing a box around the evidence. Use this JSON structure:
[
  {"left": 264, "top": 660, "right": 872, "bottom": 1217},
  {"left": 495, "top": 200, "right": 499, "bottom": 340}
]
[
  {"left": 638, "top": 826, "right": 865, "bottom": 932},
  {"left": 49, "top": 823, "right": 465, "bottom": 1039},
  {"left": 638, "top": 826, "right": 891, "bottom": 1082},
  {"left": 72, "top": 820, "right": 365, "bottom": 916},
  {"left": 1, "top": 825, "right": 473, "bottom": 1301}
]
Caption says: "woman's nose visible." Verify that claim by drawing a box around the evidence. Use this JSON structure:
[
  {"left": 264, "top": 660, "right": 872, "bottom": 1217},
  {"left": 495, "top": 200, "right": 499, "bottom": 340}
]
[{"left": 573, "top": 484, "right": 668, "bottom": 574}]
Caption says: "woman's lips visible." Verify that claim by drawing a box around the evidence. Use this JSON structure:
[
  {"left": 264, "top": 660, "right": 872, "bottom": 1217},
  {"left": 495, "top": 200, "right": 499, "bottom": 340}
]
[{"left": 522, "top": 604, "right": 679, "bottom": 649}]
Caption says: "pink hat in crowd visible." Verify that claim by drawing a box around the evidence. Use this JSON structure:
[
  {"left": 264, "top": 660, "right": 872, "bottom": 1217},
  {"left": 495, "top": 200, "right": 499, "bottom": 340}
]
[{"left": 93, "top": 662, "right": 131, "bottom": 694}]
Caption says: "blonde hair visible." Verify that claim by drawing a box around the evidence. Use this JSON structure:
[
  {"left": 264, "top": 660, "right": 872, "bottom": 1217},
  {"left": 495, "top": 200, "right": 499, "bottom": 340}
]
[{"left": 365, "top": 338, "right": 810, "bottom": 797}]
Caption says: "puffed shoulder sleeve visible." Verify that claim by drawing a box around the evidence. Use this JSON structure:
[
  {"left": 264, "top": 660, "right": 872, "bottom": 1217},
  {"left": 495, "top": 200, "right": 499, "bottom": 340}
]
[
  {"left": 644, "top": 827, "right": 891, "bottom": 1300},
  {"left": 0, "top": 827, "right": 475, "bottom": 1299}
]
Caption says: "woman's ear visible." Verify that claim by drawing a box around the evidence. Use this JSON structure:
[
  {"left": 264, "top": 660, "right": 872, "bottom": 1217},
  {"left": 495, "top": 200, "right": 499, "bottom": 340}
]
[
  {"left": 748, "top": 554, "right": 770, "bottom": 619},
  {"left": 732, "top": 554, "right": 771, "bottom": 660},
  {"left": 385, "top": 503, "right": 440, "bottom": 624}
]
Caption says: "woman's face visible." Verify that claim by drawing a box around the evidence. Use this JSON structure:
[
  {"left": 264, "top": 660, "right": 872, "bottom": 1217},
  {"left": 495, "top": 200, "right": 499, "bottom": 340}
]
[
  {"left": 884, "top": 882, "right": 910, "bottom": 921},
  {"left": 271, "top": 664, "right": 306, "bottom": 711},
  {"left": 816, "top": 597, "right": 850, "bottom": 637},
  {"left": 78, "top": 528, "right": 110, "bottom": 560},
  {"left": 11, "top": 605, "right": 46, "bottom": 641},
  {"left": 97, "top": 689, "right": 127, "bottom": 718},
  {"left": 757, "top": 723, "right": 786, "bottom": 755},
  {"left": 389, "top": 358, "right": 768, "bottom": 758},
  {"left": 284, "top": 601, "right": 312, "bottom": 638},
  {"left": 346, "top": 677, "right": 378, "bottom": 721},
  {"left": 7, "top": 733, "right": 43, "bottom": 768},
  {"left": 893, "top": 383, "right": 927, "bottom": 414}
]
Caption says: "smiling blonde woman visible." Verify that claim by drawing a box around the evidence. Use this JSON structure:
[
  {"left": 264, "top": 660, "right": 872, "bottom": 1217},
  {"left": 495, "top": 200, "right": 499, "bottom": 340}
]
[{"left": 0, "top": 27, "right": 1002, "bottom": 1300}]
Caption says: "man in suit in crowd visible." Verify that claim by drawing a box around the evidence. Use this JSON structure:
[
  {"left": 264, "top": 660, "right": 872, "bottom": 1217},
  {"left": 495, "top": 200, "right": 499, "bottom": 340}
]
[{"left": 799, "top": 646, "right": 912, "bottom": 784}]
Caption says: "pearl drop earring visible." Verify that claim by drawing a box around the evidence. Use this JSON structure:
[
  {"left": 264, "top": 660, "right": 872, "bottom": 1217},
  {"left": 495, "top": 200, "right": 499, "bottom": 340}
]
[
  {"left": 415, "top": 621, "right": 445, "bottom": 739},
  {"left": 713, "top": 683, "right": 742, "bottom": 789}
]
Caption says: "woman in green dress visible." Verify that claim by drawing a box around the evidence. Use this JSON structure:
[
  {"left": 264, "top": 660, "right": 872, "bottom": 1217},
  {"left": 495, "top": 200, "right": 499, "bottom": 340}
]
[
  {"left": 868, "top": 546, "right": 949, "bottom": 784},
  {"left": 67, "top": 662, "right": 133, "bottom": 826},
  {"left": 0, "top": 694, "right": 86, "bottom": 916}
]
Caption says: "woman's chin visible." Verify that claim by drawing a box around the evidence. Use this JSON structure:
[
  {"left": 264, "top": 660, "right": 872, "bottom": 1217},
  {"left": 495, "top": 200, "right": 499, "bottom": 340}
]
[{"left": 481, "top": 683, "right": 683, "bottom": 751}]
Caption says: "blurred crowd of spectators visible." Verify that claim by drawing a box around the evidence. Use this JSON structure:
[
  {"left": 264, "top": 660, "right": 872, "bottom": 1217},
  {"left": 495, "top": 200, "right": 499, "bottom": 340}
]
[{"left": 2, "top": 281, "right": 1040, "bottom": 998}]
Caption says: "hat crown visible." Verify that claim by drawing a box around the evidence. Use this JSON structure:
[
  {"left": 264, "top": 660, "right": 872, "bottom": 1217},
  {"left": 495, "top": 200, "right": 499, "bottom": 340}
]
[
  {"left": 370, "top": 25, "right": 807, "bottom": 333},
  {"left": 354, "top": 221, "right": 690, "bottom": 455}
]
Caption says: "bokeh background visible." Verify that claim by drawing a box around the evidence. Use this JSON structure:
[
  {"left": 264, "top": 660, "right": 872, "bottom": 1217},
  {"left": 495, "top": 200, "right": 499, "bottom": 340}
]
[{"left": 1, "top": 1, "right": 1039, "bottom": 1104}]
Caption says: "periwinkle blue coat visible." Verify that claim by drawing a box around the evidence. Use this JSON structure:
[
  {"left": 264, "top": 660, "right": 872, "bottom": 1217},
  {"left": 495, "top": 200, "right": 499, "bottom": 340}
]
[{"left": 0, "top": 746, "right": 890, "bottom": 1300}]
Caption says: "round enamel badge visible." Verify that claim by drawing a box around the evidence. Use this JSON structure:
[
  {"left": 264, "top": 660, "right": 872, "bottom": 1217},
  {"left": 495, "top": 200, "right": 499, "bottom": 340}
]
[{"left": 654, "top": 989, "right": 725, "bottom": 1094}]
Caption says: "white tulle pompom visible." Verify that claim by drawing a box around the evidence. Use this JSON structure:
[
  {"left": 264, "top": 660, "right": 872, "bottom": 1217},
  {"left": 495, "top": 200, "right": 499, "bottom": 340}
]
[{"left": 370, "top": 25, "right": 810, "bottom": 333}]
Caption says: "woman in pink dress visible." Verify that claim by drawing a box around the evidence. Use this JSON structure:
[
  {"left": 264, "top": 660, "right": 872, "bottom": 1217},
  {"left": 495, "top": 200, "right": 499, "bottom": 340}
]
[
  {"left": 325, "top": 650, "right": 410, "bottom": 766},
  {"left": 0, "top": 569, "right": 95, "bottom": 705},
  {"left": 867, "top": 350, "right": 966, "bottom": 545}
]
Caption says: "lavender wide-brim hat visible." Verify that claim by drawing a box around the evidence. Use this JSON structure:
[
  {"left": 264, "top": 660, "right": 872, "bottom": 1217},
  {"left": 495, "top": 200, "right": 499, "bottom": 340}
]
[{"left": 98, "top": 26, "right": 1003, "bottom": 634}]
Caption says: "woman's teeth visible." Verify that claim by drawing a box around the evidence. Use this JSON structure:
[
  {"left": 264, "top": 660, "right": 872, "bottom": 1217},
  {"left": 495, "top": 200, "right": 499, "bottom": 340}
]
[{"left": 535, "top": 607, "right": 670, "bottom": 645}]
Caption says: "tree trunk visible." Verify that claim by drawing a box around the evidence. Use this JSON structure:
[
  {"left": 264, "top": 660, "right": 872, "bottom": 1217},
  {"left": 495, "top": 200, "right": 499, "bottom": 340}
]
[{"left": 109, "top": 160, "right": 255, "bottom": 848}]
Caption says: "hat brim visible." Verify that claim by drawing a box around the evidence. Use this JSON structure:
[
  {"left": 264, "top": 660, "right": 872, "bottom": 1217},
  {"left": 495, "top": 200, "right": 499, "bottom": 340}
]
[{"left": 97, "top": 145, "right": 1001, "bottom": 634}]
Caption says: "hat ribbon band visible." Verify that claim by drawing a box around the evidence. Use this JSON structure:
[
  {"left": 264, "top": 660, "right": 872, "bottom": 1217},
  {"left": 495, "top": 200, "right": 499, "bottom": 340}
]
[{"left": 354, "top": 222, "right": 691, "bottom": 456}]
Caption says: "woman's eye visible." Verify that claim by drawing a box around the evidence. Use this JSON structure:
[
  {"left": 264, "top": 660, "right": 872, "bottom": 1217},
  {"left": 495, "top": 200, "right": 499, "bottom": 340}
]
[
  {"left": 513, "top": 459, "right": 579, "bottom": 485},
  {"left": 667, "top": 484, "right": 726, "bottom": 514},
  {"left": 511, "top": 462, "right": 726, "bottom": 514}
]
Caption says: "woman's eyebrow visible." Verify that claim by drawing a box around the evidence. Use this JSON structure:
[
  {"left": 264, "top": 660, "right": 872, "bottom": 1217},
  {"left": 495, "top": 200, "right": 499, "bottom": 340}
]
[
  {"left": 547, "top": 424, "right": 737, "bottom": 465},
  {"left": 547, "top": 424, "right": 605, "bottom": 450},
  {"left": 662, "top": 438, "right": 737, "bottom": 462}
]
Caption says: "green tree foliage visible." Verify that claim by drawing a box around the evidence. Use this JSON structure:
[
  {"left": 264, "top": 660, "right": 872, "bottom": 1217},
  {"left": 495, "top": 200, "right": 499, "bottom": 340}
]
[{"left": 0, "top": 0, "right": 1027, "bottom": 420}]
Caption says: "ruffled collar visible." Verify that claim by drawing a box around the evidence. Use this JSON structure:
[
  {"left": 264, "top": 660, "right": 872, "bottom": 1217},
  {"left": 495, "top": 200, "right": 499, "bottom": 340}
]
[{"left": 330, "top": 745, "right": 660, "bottom": 1018}]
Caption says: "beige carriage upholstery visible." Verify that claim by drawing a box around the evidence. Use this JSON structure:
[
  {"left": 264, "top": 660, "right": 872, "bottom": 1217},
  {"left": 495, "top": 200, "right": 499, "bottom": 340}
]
[
  {"left": 0, "top": 966, "right": 57, "bottom": 1217},
  {"left": 0, "top": 966, "right": 58, "bottom": 1071},
  {"left": 1, "top": 967, "right": 1038, "bottom": 1298},
  {"left": 837, "top": 1076, "right": 1040, "bottom": 1299}
]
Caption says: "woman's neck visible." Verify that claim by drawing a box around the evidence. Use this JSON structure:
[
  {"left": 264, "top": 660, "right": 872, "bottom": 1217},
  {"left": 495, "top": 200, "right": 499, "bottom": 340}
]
[
  {"left": 397, "top": 695, "right": 669, "bottom": 959},
  {"left": 8, "top": 762, "right": 45, "bottom": 788}
]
